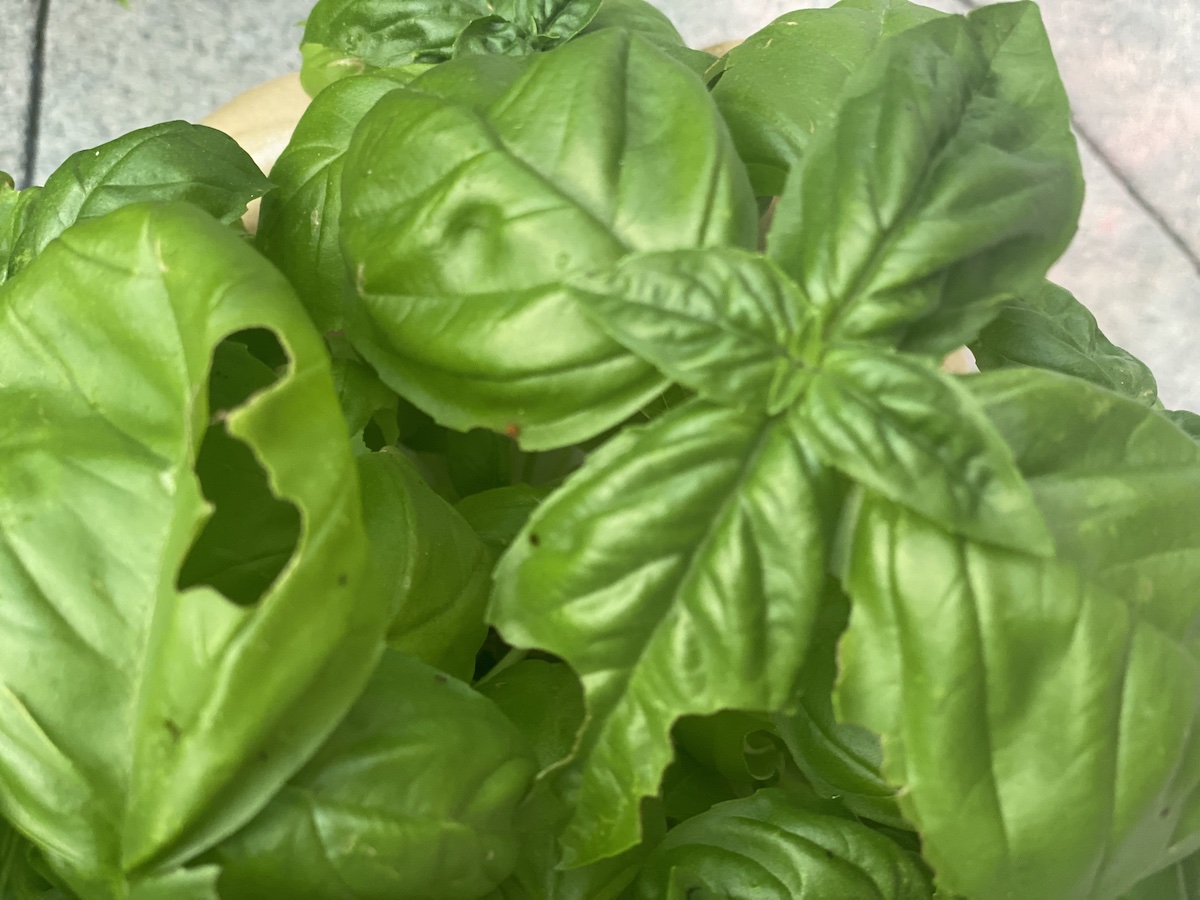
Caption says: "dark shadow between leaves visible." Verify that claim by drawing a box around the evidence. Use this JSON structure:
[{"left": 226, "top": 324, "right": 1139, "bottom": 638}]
[{"left": 176, "top": 328, "right": 301, "bottom": 607}]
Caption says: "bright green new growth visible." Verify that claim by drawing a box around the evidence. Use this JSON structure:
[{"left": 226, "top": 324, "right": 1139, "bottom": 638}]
[{"left": 0, "top": 0, "right": 1196, "bottom": 898}]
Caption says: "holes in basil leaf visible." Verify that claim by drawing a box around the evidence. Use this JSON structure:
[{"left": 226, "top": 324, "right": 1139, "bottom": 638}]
[
  {"left": 361, "top": 416, "right": 388, "bottom": 452},
  {"left": 177, "top": 331, "right": 300, "bottom": 607},
  {"left": 224, "top": 325, "right": 291, "bottom": 372}
]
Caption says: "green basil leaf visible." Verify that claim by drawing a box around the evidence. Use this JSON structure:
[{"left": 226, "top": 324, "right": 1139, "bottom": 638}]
[
  {"left": 457, "top": 485, "right": 547, "bottom": 555},
  {"left": 836, "top": 492, "right": 1200, "bottom": 899},
  {"left": 455, "top": 16, "right": 536, "bottom": 57},
  {"left": 711, "top": 0, "right": 944, "bottom": 196},
  {"left": 326, "top": 334, "right": 400, "bottom": 446},
  {"left": 1169, "top": 409, "right": 1200, "bottom": 441},
  {"left": 299, "top": 0, "right": 493, "bottom": 94},
  {"left": 441, "top": 429, "right": 516, "bottom": 498},
  {"left": 671, "top": 712, "right": 787, "bottom": 803},
  {"left": 359, "top": 450, "right": 491, "bottom": 680},
  {"left": 340, "top": 30, "right": 757, "bottom": 449},
  {"left": 125, "top": 868, "right": 221, "bottom": 900},
  {"left": 8, "top": 122, "right": 271, "bottom": 278},
  {"left": 479, "top": 659, "right": 658, "bottom": 900},
  {"left": 579, "top": 0, "right": 683, "bottom": 46},
  {"left": 210, "top": 650, "right": 537, "bottom": 900},
  {"left": 632, "top": 789, "right": 934, "bottom": 899},
  {"left": 1, "top": 819, "right": 66, "bottom": 899},
  {"left": 298, "top": 42, "right": 376, "bottom": 96},
  {"left": 771, "top": 580, "right": 907, "bottom": 830},
  {"left": 487, "top": 788, "right": 661, "bottom": 900},
  {"left": 579, "top": 0, "right": 711, "bottom": 76},
  {"left": 660, "top": 750, "right": 741, "bottom": 829},
  {"left": 478, "top": 659, "right": 584, "bottom": 772},
  {"left": 1122, "top": 850, "right": 1200, "bottom": 899},
  {"left": 575, "top": 248, "right": 816, "bottom": 415},
  {"left": 260, "top": 56, "right": 529, "bottom": 337},
  {"left": 0, "top": 203, "right": 387, "bottom": 892},
  {"left": 971, "top": 280, "right": 1160, "bottom": 406},
  {"left": 0, "top": 185, "right": 40, "bottom": 285},
  {"left": 803, "top": 348, "right": 1051, "bottom": 554},
  {"left": 490, "top": 399, "right": 833, "bottom": 864},
  {"left": 769, "top": 4, "right": 1083, "bottom": 355},
  {"left": 255, "top": 73, "right": 413, "bottom": 333},
  {"left": 971, "top": 369, "right": 1200, "bottom": 617},
  {"left": 494, "top": 0, "right": 601, "bottom": 45}
]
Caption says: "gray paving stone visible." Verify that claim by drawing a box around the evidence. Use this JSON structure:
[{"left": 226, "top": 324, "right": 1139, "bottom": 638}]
[
  {"left": 1033, "top": 0, "right": 1200, "bottom": 256},
  {"left": 0, "top": 1, "right": 36, "bottom": 184},
  {"left": 35, "top": 0, "right": 312, "bottom": 183},
  {"left": 1025, "top": 0, "right": 1200, "bottom": 411},
  {"left": 1051, "top": 142, "right": 1200, "bottom": 411}
]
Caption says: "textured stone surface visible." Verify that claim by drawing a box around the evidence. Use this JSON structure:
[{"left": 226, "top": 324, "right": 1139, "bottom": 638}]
[
  {"left": 1051, "top": 144, "right": 1200, "bottom": 409},
  {"left": 34, "top": 0, "right": 312, "bottom": 182},
  {"left": 1035, "top": 0, "right": 1200, "bottom": 253},
  {"left": 3, "top": 0, "right": 1198, "bottom": 409},
  {"left": 0, "top": 1, "right": 36, "bottom": 183}
]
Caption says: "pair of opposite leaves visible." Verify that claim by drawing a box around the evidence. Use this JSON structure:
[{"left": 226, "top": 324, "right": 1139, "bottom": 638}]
[{"left": 267, "top": 4, "right": 1200, "bottom": 899}]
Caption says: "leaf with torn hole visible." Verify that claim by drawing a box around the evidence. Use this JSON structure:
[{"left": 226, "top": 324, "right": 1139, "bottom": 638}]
[
  {"left": 0, "top": 202, "right": 388, "bottom": 896},
  {"left": 176, "top": 338, "right": 302, "bottom": 605}
]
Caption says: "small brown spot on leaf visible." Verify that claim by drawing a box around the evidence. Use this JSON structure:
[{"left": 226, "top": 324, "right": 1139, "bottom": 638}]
[
  {"left": 529, "top": 533, "right": 541, "bottom": 547},
  {"left": 504, "top": 422, "right": 521, "bottom": 440}
]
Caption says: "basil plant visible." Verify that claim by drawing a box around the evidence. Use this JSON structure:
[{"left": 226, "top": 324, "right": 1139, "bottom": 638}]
[{"left": 0, "top": 0, "right": 1196, "bottom": 898}]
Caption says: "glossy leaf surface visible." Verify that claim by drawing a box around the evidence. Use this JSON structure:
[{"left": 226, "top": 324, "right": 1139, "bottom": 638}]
[
  {"left": 0, "top": 186, "right": 38, "bottom": 284},
  {"left": 491, "top": 399, "right": 833, "bottom": 863},
  {"left": 340, "top": 30, "right": 757, "bottom": 448},
  {"left": 299, "top": 0, "right": 492, "bottom": 93},
  {"left": 0, "top": 203, "right": 386, "bottom": 894},
  {"left": 212, "top": 651, "right": 537, "bottom": 900},
  {"left": 358, "top": 450, "right": 492, "bottom": 680},
  {"left": 256, "top": 73, "right": 412, "bottom": 333},
  {"left": 769, "top": 4, "right": 1083, "bottom": 354},
  {"left": 971, "top": 368, "right": 1200, "bottom": 615},
  {"left": 631, "top": 789, "right": 933, "bottom": 899},
  {"left": 576, "top": 248, "right": 816, "bottom": 415},
  {"left": 8, "top": 122, "right": 270, "bottom": 277},
  {"left": 579, "top": 0, "right": 711, "bottom": 75},
  {"left": 480, "top": 661, "right": 656, "bottom": 900},
  {"left": 836, "top": 489, "right": 1200, "bottom": 899},
  {"left": 803, "top": 348, "right": 1050, "bottom": 554},
  {"left": 972, "top": 280, "right": 1159, "bottom": 406},
  {"left": 771, "top": 581, "right": 905, "bottom": 829},
  {"left": 493, "top": 0, "right": 601, "bottom": 44},
  {"left": 711, "top": 0, "right": 944, "bottom": 195}
]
